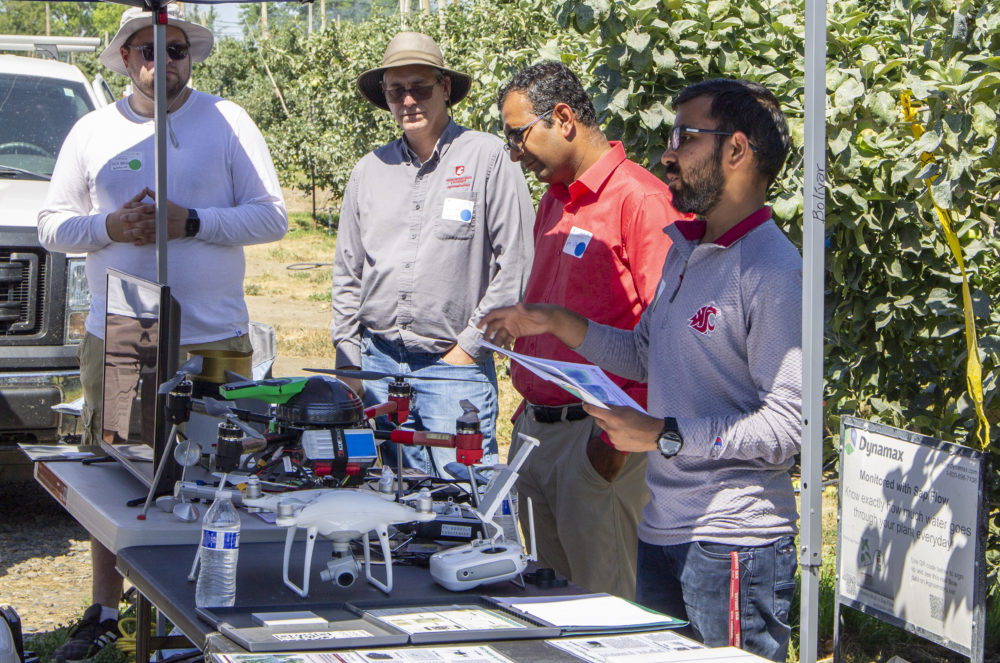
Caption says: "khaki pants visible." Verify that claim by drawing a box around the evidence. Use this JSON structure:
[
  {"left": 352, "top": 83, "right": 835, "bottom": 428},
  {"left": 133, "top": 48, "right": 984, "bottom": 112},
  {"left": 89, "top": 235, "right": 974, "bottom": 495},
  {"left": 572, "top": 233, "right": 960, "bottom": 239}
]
[
  {"left": 79, "top": 332, "right": 252, "bottom": 445},
  {"left": 510, "top": 409, "right": 649, "bottom": 599}
]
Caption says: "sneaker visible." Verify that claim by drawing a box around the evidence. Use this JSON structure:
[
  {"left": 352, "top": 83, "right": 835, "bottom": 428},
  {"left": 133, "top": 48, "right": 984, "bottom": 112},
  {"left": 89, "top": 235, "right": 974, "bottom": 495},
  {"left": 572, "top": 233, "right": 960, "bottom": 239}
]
[{"left": 53, "top": 605, "right": 120, "bottom": 663}]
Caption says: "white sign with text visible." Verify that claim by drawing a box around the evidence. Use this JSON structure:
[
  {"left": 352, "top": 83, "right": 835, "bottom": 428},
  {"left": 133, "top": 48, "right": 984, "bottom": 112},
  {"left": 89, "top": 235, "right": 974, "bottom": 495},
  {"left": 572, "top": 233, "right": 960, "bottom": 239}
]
[{"left": 838, "top": 419, "right": 982, "bottom": 652}]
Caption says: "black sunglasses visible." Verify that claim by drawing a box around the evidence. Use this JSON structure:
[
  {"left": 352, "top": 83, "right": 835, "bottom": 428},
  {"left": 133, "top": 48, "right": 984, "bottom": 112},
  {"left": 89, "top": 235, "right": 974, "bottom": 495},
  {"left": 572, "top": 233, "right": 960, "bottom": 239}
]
[
  {"left": 382, "top": 80, "right": 441, "bottom": 104},
  {"left": 127, "top": 43, "right": 190, "bottom": 63},
  {"left": 503, "top": 109, "right": 553, "bottom": 153}
]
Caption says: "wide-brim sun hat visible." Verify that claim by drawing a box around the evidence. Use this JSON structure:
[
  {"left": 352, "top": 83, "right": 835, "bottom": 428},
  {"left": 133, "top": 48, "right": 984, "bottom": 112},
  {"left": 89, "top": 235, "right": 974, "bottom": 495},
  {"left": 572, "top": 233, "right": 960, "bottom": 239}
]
[
  {"left": 99, "top": 4, "right": 214, "bottom": 77},
  {"left": 357, "top": 32, "right": 471, "bottom": 111}
]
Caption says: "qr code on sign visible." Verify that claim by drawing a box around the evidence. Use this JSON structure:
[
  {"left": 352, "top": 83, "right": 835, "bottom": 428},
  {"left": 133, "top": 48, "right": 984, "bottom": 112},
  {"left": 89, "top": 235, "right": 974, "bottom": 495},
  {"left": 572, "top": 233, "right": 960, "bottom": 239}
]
[{"left": 929, "top": 594, "right": 944, "bottom": 621}]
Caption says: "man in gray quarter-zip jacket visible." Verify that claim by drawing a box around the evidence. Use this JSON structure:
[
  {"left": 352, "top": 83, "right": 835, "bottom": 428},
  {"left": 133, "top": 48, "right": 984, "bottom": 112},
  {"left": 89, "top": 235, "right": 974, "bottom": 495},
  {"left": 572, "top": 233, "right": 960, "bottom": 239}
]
[{"left": 481, "top": 79, "right": 801, "bottom": 662}]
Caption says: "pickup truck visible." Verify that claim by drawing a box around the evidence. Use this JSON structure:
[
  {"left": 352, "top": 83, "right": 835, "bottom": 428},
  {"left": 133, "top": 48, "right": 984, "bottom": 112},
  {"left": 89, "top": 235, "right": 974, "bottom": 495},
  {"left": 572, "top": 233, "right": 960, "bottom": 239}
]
[{"left": 0, "top": 51, "right": 111, "bottom": 480}]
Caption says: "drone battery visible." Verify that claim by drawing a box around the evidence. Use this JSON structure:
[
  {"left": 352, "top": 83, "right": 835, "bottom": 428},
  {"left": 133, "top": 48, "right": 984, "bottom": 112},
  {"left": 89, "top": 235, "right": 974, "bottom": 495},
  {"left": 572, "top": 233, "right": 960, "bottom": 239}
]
[
  {"left": 300, "top": 428, "right": 376, "bottom": 480},
  {"left": 416, "top": 510, "right": 486, "bottom": 542},
  {"left": 301, "top": 429, "right": 340, "bottom": 461}
]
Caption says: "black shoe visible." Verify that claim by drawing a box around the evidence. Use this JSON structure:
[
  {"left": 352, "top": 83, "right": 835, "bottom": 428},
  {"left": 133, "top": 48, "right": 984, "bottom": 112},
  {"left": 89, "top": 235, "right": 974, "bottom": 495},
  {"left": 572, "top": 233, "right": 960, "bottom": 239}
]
[{"left": 53, "top": 604, "right": 120, "bottom": 663}]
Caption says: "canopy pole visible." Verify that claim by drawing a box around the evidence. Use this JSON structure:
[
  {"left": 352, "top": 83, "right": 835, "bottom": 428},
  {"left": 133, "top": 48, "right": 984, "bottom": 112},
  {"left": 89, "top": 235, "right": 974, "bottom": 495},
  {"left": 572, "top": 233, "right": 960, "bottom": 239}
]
[
  {"left": 152, "top": 0, "right": 168, "bottom": 286},
  {"left": 799, "top": 0, "right": 827, "bottom": 661}
]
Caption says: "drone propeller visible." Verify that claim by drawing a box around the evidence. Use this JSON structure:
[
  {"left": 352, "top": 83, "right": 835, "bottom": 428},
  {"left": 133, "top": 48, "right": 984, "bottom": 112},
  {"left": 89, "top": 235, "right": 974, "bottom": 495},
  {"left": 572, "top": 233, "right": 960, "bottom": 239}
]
[
  {"left": 201, "top": 396, "right": 233, "bottom": 418},
  {"left": 457, "top": 399, "right": 480, "bottom": 426},
  {"left": 224, "top": 369, "right": 251, "bottom": 383},
  {"left": 304, "top": 367, "right": 483, "bottom": 383},
  {"left": 202, "top": 397, "right": 264, "bottom": 439},
  {"left": 158, "top": 355, "right": 204, "bottom": 394}
]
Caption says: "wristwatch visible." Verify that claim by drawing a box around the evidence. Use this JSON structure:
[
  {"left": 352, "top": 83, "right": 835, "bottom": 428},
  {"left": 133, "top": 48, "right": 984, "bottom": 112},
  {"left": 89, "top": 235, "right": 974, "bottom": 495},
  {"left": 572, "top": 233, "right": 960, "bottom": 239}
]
[
  {"left": 184, "top": 209, "right": 200, "bottom": 237},
  {"left": 656, "top": 417, "right": 683, "bottom": 458}
]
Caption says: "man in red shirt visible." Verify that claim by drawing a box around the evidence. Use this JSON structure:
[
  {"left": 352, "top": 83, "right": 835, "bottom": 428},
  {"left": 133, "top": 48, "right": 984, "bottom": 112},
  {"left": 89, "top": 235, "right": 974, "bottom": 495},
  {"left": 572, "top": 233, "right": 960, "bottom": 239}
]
[{"left": 496, "top": 62, "right": 687, "bottom": 598}]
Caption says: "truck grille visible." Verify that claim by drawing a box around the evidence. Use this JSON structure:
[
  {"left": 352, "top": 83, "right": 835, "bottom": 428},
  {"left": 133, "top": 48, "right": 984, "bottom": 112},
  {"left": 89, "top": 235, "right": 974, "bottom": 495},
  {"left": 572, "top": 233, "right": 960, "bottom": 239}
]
[{"left": 0, "top": 249, "right": 46, "bottom": 336}]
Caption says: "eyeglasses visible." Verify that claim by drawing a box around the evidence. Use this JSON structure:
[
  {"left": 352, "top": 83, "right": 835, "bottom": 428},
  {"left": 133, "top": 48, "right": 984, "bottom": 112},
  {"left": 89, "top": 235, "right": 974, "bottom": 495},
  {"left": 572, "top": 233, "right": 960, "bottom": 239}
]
[
  {"left": 668, "top": 125, "right": 758, "bottom": 152},
  {"left": 503, "top": 109, "right": 553, "bottom": 152},
  {"left": 127, "top": 43, "right": 190, "bottom": 62},
  {"left": 382, "top": 80, "right": 441, "bottom": 104}
]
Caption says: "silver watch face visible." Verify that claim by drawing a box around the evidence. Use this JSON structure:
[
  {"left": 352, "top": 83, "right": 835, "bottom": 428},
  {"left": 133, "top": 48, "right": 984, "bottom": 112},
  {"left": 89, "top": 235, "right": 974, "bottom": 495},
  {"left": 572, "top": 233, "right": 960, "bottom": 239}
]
[{"left": 657, "top": 433, "right": 682, "bottom": 457}]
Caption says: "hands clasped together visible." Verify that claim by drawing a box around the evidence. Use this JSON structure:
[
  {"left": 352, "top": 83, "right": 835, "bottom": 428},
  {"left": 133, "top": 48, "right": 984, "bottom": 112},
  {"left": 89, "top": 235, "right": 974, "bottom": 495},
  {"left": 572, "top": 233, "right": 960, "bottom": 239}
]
[{"left": 106, "top": 187, "right": 191, "bottom": 246}]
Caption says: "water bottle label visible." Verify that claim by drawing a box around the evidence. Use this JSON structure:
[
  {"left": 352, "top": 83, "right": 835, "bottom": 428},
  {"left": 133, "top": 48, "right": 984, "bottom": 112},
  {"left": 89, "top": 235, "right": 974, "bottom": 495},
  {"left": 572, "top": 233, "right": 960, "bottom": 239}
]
[{"left": 202, "top": 529, "right": 240, "bottom": 550}]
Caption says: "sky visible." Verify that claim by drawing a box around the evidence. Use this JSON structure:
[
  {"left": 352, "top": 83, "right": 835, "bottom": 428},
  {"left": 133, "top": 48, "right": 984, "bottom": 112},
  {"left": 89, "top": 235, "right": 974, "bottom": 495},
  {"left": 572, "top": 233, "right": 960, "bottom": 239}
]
[{"left": 204, "top": 2, "right": 243, "bottom": 38}]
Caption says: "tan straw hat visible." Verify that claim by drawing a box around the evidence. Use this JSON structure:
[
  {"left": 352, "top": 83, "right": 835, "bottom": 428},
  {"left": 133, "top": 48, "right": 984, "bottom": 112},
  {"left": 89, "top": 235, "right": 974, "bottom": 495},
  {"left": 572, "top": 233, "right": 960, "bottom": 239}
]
[
  {"left": 99, "top": 5, "right": 214, "bottom": 77},
  {"left": 357, "top": 32, "right": 471, "bottom": 111}
]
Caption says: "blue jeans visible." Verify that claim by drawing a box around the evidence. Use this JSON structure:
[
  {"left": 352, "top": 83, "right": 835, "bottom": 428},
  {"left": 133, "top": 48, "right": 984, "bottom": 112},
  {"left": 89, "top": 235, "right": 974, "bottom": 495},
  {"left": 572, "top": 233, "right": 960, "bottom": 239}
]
[
  {"left": 361, "top": 332, "right": 498, "bottom": 477},
  {"left": 636, "top": 537, "right": 797, "bottom": 662}
]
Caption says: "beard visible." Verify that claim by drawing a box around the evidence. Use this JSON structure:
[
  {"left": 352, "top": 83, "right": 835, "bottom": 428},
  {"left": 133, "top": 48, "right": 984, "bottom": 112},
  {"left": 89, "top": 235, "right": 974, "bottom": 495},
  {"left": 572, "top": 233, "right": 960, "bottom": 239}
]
[
  {"left": 133, "top": 67, "right": 190, "bottom": 105},
  {"left": 665, "top": 143, "right": 725, "bottom": 216}
]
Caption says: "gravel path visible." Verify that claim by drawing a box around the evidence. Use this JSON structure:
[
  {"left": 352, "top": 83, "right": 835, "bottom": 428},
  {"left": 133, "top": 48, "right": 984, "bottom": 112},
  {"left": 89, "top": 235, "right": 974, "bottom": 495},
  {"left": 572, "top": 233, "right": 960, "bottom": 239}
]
[{"left": 0, "top": 480, "right": 94, "bottom": 635}]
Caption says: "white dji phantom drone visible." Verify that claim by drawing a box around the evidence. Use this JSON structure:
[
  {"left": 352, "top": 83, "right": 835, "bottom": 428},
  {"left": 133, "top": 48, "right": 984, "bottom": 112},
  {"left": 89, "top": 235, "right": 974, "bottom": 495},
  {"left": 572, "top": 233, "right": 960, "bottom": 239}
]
[
  {"left": 244, "top": 487, "right": 436, "bottom": 595},
  {"left": 429, "top": 434, "right": 539, "bottom": 591}
]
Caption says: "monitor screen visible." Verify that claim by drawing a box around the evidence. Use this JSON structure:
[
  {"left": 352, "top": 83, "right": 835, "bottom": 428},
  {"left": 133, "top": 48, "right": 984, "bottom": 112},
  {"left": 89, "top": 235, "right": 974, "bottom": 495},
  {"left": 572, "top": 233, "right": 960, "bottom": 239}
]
[{"left": 100, "top": 268, "right": 181, "bottom": 494}]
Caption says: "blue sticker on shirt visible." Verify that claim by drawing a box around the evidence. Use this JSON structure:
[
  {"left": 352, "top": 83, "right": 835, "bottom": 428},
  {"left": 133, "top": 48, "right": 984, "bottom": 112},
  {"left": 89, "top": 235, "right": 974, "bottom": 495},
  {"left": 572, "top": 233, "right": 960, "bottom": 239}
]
[{"left": 562, "top": 226, "right": 594, "bottom": 259}]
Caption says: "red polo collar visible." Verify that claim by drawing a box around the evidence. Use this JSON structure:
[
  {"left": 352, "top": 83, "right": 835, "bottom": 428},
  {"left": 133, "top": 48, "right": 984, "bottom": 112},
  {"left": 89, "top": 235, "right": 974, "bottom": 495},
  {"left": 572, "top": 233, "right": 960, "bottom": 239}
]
[{"left": 675, "top": 206, "right": 772, "bottom": 247}]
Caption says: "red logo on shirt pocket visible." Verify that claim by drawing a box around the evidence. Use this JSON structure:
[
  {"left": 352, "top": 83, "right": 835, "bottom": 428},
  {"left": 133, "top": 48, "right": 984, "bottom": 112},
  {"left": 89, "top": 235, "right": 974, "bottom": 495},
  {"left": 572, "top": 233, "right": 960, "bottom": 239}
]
[
  {"left": 689, "top": 305, "right": 719, "bottom": 334},
  {"left": 455, "top": 165, "right": 465, "bottom": 176}
]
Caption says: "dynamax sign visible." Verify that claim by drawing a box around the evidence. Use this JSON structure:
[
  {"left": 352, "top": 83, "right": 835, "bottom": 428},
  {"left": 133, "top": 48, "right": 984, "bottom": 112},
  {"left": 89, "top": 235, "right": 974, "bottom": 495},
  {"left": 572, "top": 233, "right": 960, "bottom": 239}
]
[{"left": 835, "top": 416, "right": 986, "bottom": 662}]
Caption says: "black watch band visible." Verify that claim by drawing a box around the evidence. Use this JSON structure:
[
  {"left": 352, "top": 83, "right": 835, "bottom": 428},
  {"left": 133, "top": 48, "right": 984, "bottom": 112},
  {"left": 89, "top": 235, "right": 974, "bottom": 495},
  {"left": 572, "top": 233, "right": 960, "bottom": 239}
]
[
  {"left": 656, "top": 416, "right": 683, "bottom": 458},
  {"left": 185, "top": 209, "right": 200, "bottom": 237}
]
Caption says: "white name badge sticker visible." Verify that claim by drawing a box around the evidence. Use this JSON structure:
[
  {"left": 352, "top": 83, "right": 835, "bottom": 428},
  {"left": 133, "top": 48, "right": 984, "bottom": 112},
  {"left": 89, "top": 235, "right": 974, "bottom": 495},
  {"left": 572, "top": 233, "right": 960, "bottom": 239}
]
[
  {"left": 441, "top": 197, "right": 474, "bottom": 223},
  {"left": 562, "top": 226, "right": 594, "bottom": 258},
  {"left": 110, "top": 151, "right": 144, "bottom": 172}
]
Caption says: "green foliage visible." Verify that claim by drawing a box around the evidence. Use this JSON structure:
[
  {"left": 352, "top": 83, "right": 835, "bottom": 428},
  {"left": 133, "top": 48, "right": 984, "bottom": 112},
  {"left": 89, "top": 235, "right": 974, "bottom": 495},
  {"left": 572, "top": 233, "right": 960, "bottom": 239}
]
[
  {"left": 194, "top": 0, "right": 586, "bottom": 198},
  {"left": 0, "top": 0, "right": 120, "bottom": 37}
]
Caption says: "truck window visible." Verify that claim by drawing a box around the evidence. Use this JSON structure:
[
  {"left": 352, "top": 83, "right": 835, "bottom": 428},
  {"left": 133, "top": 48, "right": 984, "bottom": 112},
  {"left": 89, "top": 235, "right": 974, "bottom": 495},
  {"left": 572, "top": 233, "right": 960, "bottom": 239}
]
[{"left": 0, "top": 73, "right": 95, "bottom": 178}]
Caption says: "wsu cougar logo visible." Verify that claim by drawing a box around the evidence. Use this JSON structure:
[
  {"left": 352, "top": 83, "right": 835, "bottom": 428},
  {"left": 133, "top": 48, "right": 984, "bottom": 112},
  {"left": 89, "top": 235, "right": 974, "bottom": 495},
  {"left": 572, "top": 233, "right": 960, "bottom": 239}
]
[{"left": 689, "top": 305, "right": 719, "bottom": 334}]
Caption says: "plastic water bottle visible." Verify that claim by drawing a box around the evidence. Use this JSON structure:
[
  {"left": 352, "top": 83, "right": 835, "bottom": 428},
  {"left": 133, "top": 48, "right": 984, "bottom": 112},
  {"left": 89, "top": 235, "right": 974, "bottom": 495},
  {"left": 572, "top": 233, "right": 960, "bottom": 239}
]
[{"left": 195, "top": 490, "right": 240, "bottom": 607}]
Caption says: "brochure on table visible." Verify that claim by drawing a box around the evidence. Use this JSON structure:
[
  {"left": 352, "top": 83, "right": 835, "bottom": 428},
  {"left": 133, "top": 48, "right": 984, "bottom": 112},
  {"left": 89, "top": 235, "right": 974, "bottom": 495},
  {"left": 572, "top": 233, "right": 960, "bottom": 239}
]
[
  {"left": 488, "top": 593, "right": 686, "bottom": 633},
  {"left": 478, "top": 340, "right": 646, "bottom": 412}
]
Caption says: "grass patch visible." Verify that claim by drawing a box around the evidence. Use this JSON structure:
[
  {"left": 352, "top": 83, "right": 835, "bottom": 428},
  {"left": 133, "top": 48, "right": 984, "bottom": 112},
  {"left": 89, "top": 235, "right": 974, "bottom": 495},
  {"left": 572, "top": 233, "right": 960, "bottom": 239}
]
[
  {"left": 274, "top": 325, "right": 332, "bottom": 359},
  {"left": 266, "top": 246, "right": 295, "bottom": 262}
]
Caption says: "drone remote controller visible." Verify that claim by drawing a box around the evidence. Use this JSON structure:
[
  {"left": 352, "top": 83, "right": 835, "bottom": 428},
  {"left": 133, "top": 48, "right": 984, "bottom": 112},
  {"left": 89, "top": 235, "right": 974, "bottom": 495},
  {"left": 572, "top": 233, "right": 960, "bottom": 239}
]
[
  {"left": 429, "top": 539, "right": 528, "bottom": 591},
  {"left": 429, "top": 434, "right": 540, "bottom": 591}
]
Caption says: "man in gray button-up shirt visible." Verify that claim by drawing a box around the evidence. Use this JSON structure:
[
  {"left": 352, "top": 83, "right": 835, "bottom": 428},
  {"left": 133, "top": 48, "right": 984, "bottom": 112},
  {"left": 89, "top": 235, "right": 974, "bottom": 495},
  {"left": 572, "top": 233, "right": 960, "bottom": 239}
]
[{"left": 331, "top": 32, "right": 534, "bottom": 475}]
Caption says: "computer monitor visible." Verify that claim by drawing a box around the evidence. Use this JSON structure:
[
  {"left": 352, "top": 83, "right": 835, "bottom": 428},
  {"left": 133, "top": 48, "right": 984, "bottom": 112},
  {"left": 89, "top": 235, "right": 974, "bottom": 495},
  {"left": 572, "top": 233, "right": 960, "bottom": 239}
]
[{"left": 100, "top": 268, "right": 181, "bottom": 495}]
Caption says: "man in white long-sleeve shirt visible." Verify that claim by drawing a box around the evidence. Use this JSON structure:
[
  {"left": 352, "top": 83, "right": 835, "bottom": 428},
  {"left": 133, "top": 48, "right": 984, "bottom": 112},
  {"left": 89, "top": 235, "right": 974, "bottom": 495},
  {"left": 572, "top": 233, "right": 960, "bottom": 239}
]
[
  {"left": 482, "top": 79, "right": 800, "bottom": 662},
  {"left": 37, "top": 7, "right": 287, "bottom": 661}
]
